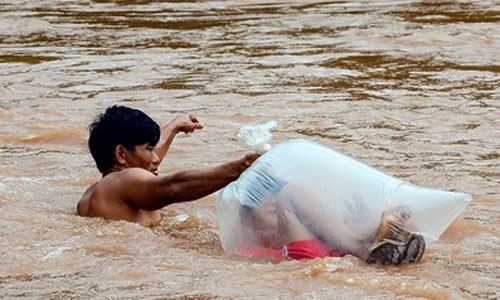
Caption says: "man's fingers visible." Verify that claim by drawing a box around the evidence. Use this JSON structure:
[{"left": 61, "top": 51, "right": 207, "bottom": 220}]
[
  {"left": 188, "top": 114, "right": 203, "bottom": 129},
  {"left": 189, "top": 114, "right": 199, "bottom": 123}
]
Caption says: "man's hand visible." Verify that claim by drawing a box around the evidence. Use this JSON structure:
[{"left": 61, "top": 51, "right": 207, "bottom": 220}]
[
  {"left": 157, "top": 114, "right": 203, "bottom": 163},
  {"left": 174, "top": 114, "right": 203, "bottom": 134},
  {"left": 237, "top": 153, "right": 260, "bottom": 174}
]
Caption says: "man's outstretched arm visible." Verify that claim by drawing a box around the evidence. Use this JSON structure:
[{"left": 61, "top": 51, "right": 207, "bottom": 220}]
[{"left": 120, "top": 153, "right": 259, "bottom": 211}]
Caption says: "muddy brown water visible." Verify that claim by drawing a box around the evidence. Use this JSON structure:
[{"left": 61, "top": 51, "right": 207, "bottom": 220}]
[{"left": 0, "top": 0, "right": 498, "bottom": 299}]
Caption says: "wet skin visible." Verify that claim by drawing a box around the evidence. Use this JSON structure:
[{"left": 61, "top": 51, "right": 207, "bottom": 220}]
[{"left": 77, "top": 115, "right": 259, "bottom": 226}]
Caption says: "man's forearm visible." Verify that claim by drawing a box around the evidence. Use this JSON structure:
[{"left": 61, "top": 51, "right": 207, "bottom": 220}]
[
  {"left": 133, "top": 153, "right": 257, "bottom": 211},
  {"left": 159, "top": 159, "right": 245, "bottom": 205},
  {"left": 156, "top": 122, "right": 179, "bottom": 163}
]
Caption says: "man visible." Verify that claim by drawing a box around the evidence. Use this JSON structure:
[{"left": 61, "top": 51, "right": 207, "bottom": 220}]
[{"left": 77, "top": 105, "right": 259, "bottom": 226}]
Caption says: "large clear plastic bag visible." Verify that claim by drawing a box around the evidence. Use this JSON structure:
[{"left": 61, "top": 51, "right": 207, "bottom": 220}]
[{"left": 216, "top": 139, "right": 472, "bottom": 261}]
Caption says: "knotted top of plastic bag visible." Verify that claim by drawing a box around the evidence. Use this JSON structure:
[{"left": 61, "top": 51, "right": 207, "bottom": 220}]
[{"left": 237, "top": 120, "right": 278, "bottom": 154}]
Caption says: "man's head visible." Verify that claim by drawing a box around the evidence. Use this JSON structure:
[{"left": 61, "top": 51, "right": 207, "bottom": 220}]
[{"left": 88, "top": 105, "right": 160, "bottom": 174}]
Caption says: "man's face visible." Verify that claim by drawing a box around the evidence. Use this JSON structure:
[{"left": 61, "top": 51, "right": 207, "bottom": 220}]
[{"left": 124, "top": 143, "right": 160, "bottom": 175}]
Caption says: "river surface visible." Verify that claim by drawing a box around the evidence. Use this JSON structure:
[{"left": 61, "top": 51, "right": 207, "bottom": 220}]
[{"left": 0, "top": 0, "right": 499, "bottom": 299}]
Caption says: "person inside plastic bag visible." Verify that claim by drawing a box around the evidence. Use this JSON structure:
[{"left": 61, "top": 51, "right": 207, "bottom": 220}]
[{"left": 234, "top": 174, "right": 426, "bottom": 265}]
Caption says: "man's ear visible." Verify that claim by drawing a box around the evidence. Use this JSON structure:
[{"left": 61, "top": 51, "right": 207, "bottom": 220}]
[{"left": 115, "top": 145, "right": 127, "bottom": 165}]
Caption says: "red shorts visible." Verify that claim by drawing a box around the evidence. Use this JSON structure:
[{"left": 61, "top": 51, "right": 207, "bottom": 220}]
[{"left": 236, "top": 239, "right": 343, "bottom": 260}]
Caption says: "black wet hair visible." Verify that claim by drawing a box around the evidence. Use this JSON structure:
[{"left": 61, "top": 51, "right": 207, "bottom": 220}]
[{"left": 88, "top": 105, "right": 160, "bottom": 174}]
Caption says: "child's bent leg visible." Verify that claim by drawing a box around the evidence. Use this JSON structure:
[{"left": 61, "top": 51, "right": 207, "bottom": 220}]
[{"left": 275, "top": 194, "right": 317, "bottom": 245}]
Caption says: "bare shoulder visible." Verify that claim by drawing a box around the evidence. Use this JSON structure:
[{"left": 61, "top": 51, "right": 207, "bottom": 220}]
[
  {"left": 77, "top": 168, "right": 156, "bottom": 215},
  {"left": 76, "top": 168, "right": 163, "bottom": 223},
  {"left": 77, "top": 182, "right": 98, "bottom": 216},
  {"left": 116, "top": 167, "right": 155, "bottom": 181}
]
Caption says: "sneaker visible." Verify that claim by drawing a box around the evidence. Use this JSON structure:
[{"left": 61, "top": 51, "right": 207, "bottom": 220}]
[
  {"left": 366, "top": 241, "right": 404, "bottom": 265},
  {"left": 401, "top": 233, "right": 426, "bottom": 264},
  {"left": 366, "top": 233, "right": 425, "bottom": 265}
]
